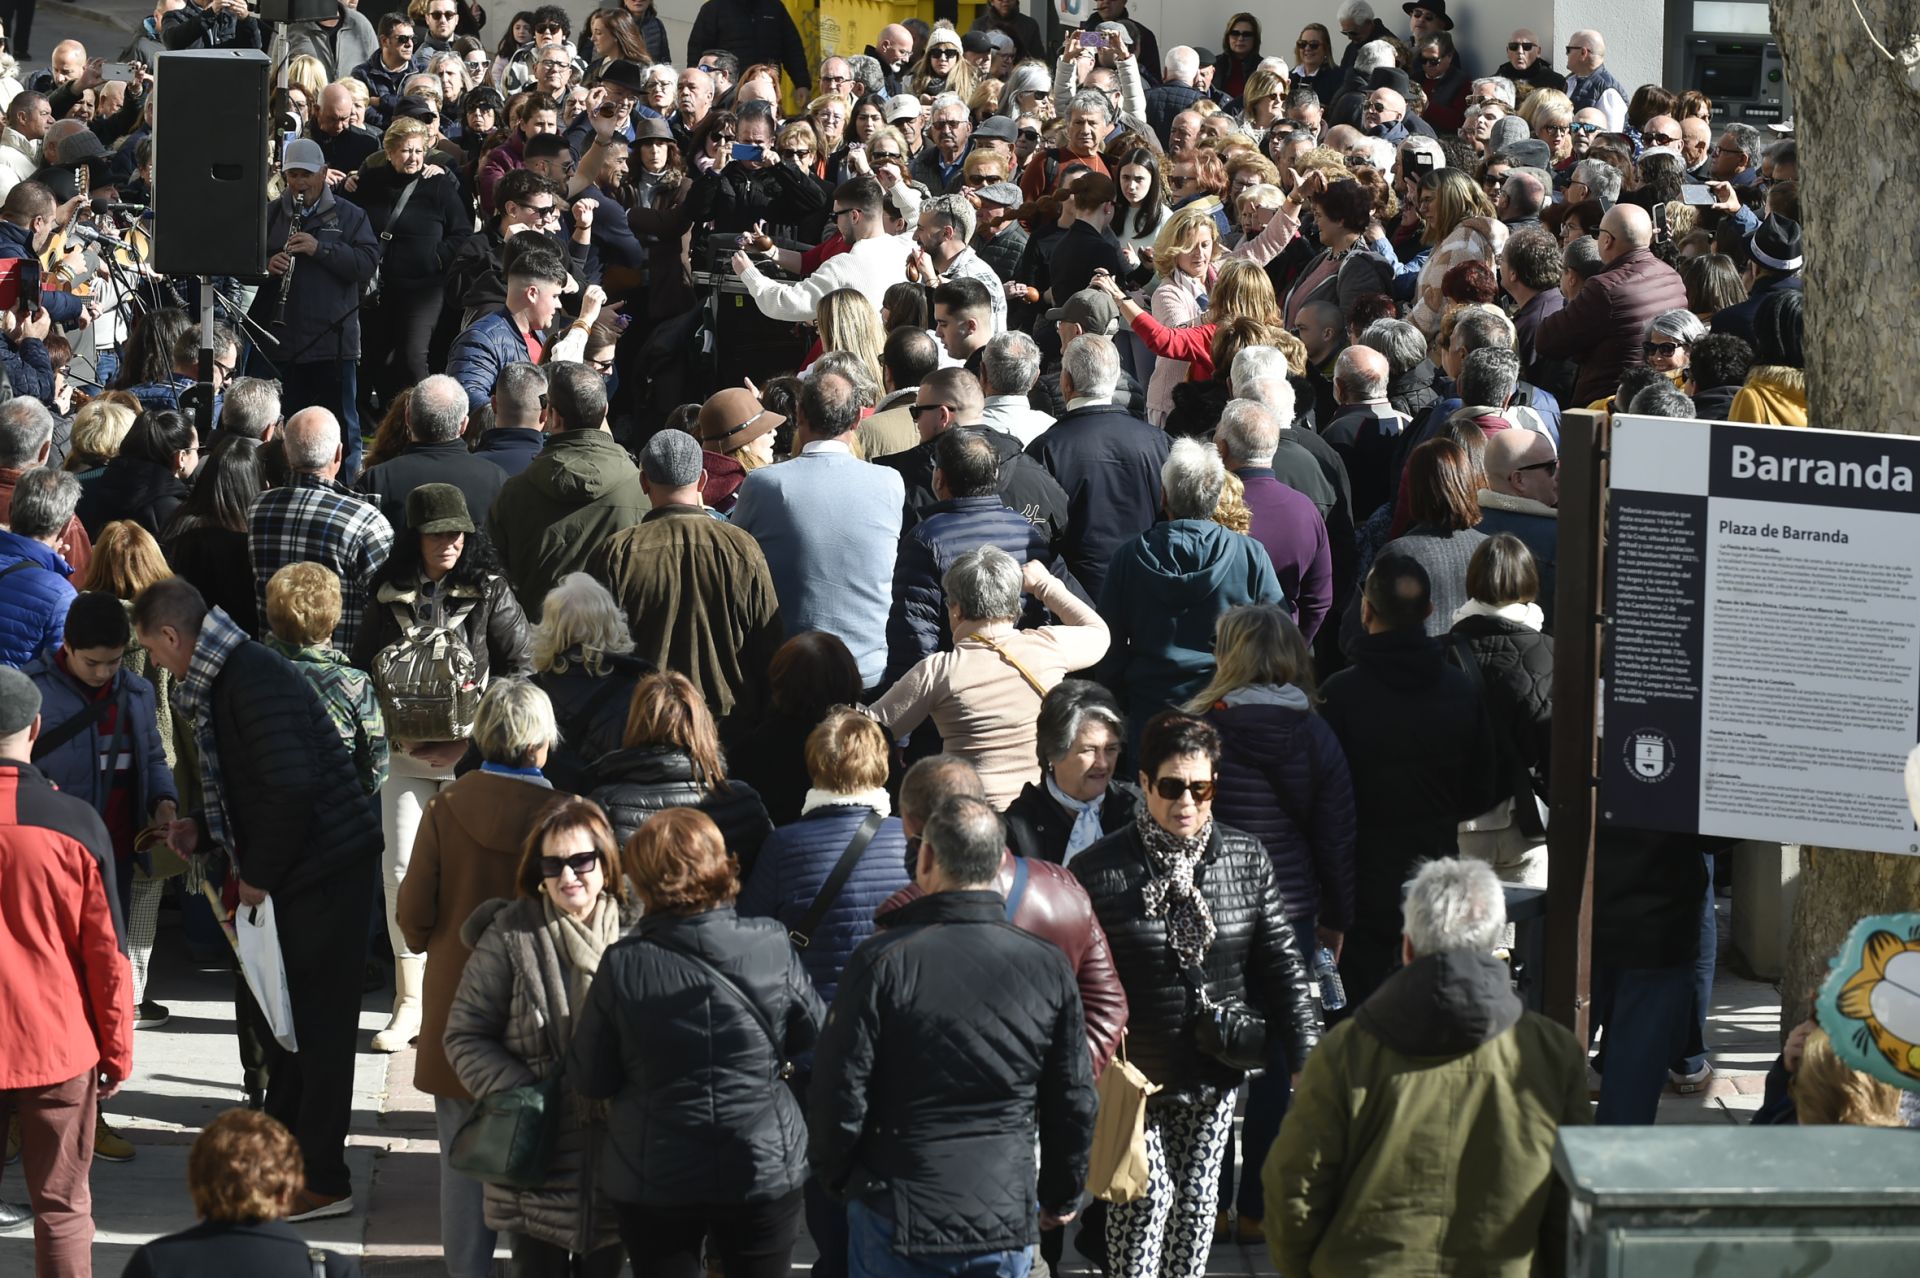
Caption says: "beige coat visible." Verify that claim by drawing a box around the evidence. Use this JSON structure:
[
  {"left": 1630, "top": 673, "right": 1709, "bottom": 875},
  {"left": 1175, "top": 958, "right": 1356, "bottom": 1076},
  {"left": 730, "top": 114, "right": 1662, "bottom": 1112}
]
[{"left": 866, "top": 573, "right": 1108, "bottom": 809}]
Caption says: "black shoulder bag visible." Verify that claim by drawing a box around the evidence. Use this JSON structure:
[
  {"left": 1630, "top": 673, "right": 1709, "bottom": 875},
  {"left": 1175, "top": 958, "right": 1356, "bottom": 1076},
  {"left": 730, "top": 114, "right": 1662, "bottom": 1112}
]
[{"left": 786, "top": 809, "right": 885, "bottom": 951}]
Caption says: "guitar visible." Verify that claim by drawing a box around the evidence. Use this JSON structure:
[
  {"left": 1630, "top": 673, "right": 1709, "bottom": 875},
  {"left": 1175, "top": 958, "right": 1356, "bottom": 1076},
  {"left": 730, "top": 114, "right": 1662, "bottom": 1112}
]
[{"left": 41, "top": 163, "right": 96, "bottom": 296}]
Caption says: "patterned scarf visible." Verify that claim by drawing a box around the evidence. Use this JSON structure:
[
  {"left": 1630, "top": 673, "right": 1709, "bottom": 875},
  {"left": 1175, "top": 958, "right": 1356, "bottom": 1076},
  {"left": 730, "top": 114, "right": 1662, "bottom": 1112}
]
[
  {"left": 171, "top": 607, "right": 250, "bottom": 862},
  {"left": 1136, "top": 812, "right": 1217, "bottom": 968}
]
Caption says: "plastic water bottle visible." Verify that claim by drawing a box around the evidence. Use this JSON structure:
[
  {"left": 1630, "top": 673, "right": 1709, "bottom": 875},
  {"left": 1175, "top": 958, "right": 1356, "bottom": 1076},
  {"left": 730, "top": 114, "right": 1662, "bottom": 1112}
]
[{"left": 1315, "top": 946, "right": 1347, "bottom": 1012}]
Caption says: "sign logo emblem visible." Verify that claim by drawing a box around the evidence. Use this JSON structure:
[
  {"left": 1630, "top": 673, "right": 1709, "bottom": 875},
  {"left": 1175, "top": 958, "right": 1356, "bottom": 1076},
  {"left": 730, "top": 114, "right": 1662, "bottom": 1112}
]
[{"left": 1626, "top": 730, "right": 1677, "bottom": 783}]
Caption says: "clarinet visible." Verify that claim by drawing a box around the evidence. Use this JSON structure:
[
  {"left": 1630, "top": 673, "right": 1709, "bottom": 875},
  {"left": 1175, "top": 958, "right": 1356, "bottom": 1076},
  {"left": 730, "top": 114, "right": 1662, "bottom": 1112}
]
[{"left": 274, "top": 193, "right": 307, "bottom": 329}]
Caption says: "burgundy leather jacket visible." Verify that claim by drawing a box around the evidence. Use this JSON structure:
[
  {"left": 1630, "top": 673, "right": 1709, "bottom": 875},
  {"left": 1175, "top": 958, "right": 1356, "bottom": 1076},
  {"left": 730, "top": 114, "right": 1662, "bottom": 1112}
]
[{"left": 877, "top": 850, "right": 1130, "bottom": 1075}]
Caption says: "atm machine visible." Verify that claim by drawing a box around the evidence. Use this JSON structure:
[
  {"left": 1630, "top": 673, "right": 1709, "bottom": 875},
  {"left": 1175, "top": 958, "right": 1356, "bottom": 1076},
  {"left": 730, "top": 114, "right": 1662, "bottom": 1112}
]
[{"left": 1665, "top": 0, "right": 1791, "bottom": 126}]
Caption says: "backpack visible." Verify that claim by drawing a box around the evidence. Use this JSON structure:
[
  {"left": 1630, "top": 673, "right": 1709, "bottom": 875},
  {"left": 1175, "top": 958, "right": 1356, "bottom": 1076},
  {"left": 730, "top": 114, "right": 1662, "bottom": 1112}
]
[{"left": 371, "top": 599, "right": 483, "bottom": 742}]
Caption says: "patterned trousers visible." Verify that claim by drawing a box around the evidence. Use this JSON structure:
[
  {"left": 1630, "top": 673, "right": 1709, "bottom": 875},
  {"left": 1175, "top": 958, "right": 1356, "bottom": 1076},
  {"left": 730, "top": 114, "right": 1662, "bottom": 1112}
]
[
  {"left": 1104, "top": 1091, "right": 1236, "bottom": 1278},
  {"left": 128, "top": 875, "right": 165, "bottom": 1006}
]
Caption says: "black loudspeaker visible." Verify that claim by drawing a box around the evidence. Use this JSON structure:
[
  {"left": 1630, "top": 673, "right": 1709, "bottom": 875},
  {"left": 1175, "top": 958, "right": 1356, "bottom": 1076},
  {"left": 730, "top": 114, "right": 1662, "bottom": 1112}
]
[
  {"left": 152, "top": 50, "right": 270, "bottom": 278},
  {"left": 256, "top": 0, "right": 340, "bottom": 21}
]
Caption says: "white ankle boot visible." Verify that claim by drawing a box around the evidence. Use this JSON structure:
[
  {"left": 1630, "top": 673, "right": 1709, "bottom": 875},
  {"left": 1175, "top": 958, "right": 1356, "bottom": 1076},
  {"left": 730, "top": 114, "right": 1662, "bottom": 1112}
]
[{"left": 371, "top": 954, "right": 425, "bottom": 1052}]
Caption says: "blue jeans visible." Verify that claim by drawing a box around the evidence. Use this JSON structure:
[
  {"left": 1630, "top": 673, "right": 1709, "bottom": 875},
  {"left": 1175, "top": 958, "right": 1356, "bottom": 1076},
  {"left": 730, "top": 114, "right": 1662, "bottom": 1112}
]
[
  {"left": 847, "top": 1200, "right": 1032, "bottom": 1278},
  {"left": 279, "top": 359, "right": 363, "bottom": 481},
  {"left": 1672, "top": 863, "right": 1716, "bottom": 1077},
  {"left": 1218, "top": 928, "right": 1312, "bottom": 1220},
  {"left": 433, "top": 1095, "right": 499, "bottom": 1278},
  {"left": 1591, "top": 964, "right": 1694, "bottom": 1125}
]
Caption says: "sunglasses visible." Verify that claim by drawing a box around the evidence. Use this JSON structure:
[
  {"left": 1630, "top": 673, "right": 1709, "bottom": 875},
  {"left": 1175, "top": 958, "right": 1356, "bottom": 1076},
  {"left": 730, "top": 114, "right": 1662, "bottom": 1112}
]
[
  {"left": 908, "top": 403, "right": 948, "bottom": 418},
  {"left": 1017, "top": 129, "right": 1039, "bottom": 142},
  {"left": 539, "top": 852, "right": 602, "bottom": 878},
  {"left": 1643, "top": 341, "right": 1689, "bottom": 358},
  {"left": 392, "top": 33, "right": 416, "bottom": 44},
  {"left": 1152, "top": 776, "right": 1215, "bottom": 801},
  {"left": 1515, "top": 459, "right": 1560, "bottom": 476},
  {"left": 1294, "top": 39, "right": 1320, "bottom": 49},
  {"left": 1571, "top": 122, "right": 1601, "bottom": 135},
  {"left": 929, "top": 47, "right": 957, "bottom": 59},
  {"left": 535, "top": 22, "right": 564, "bottom": 33},
  {"left": 779, "top": 147, "right": 813, "bottom": 159},
  {"left": 870, "top": 149, "right": 902, "bottom": 160},
  {"left": 1420, "top": 55, "right": 1446, "bottom": 66},
  {"left": 1508, "top": 42, "right": 1537, "bottom": 52},
  {"left": 428, "top": 7, "right": 458, "bottom": 17},
  {"left": 1228, "top": 29, "right": 1255, "bottom": 39},
  {"left": 1643, "top": 131, "right": 1676, "bottom": 146}
]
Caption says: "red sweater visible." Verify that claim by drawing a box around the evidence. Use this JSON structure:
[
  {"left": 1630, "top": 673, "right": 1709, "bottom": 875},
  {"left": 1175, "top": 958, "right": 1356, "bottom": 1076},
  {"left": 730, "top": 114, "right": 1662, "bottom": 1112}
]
[
  {"left": 0, "top": 763, "right": 132, "bottom": 1089},
  {"left": 1131, "top": 311, "right": 1219, "bottom": 383}
]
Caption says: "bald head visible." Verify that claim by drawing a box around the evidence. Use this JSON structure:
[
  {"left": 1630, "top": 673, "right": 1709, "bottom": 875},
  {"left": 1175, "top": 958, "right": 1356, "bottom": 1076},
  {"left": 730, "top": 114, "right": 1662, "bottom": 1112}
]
[
  {"left": 1643, "top": 114, "right": 1681, "bottom": 147},
  {"left": 1566, "top": 29, "right": 1605, "bottom": 75},
  {"left": 43, "top": 120, "right": 86, "bottom": 163},
  {"left": 49, "top": 42, "right": 87, "bottom": 84},
  {"left": 1486, "top": 426, "right": 1557, "bottom": 503},
  {"left": 317, "top": 83, "right": 356, "bottom": 136},
  {"left": 1569, "top": 30, "right": 1605, "bottom": 56},
  {"left": 284, "top": 407, "right": 345, "bottom": 476},
  {"left": 1599, "top": 203, "right": 1651, "bottom": 260},
  {"left": 1333, "top": 345, "right": 1390, "bottom": 404}
]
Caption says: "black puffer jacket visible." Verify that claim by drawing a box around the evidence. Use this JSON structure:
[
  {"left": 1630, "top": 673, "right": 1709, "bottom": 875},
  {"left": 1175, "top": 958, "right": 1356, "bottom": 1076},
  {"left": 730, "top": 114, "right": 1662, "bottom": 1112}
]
[
  {"left": 75, "top": 456, "right": 189, "bottom": 540},
  {"left": 1448, "top": 613, "right": 1553, "bottom": 809},
  {"left": 206, "top": 640, "right": 382, "bottom": 910},
  {"left": 587, "top": 745, "right": 774, "bottom": 872},
  {"left": 567, "top": 906, "right": 824, "bottom": 1206},
  {"left": 808, "top": 890, "right": 1095, "bottom": 1253},
  {"left": 1070, "top": 821, "right": 1320, "bottom": 1105},
  {"left": 1002, "top": 779, "right": 1140, "bottom": 866}
]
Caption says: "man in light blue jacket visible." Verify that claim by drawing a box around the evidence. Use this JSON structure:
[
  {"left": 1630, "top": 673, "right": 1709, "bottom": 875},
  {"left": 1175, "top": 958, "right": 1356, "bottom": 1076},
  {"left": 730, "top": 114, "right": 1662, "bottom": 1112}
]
[{"left": 731, "top": 369, "right": 904, "bottom": 691}]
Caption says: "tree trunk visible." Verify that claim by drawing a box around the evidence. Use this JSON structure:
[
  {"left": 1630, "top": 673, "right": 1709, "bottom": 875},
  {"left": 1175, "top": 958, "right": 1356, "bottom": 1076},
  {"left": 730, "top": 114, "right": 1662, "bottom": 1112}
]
[{"left": 1767, "top": 1, "right": 1920, "bottom": 1030}]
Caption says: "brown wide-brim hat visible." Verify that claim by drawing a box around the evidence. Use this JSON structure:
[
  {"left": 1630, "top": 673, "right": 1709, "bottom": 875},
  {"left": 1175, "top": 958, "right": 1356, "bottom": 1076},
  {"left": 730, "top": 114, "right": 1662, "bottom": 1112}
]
[{"left": 697, "top": 387, "right": 783, "bottom": 450}]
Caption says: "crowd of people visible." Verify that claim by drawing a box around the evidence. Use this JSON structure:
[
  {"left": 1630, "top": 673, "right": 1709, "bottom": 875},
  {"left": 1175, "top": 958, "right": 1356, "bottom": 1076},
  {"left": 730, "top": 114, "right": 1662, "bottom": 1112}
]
[{"left": 0, "top": 1, "right": 1885, "bottom": 1277}]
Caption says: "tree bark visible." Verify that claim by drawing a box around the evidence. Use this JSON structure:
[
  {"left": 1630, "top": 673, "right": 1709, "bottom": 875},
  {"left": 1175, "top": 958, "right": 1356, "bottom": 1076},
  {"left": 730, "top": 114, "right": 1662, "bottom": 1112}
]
[{"left": 1768, "top": 0, "right": 1920, "bottom": 1031}]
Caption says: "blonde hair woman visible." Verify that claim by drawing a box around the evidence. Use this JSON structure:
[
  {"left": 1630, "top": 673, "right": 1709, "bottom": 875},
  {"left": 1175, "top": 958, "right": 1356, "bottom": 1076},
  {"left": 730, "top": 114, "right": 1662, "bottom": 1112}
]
[
  {"left": 815, "top": 288, "right": 885, "bottom": 396},
  {"left": 1140, "top": 204, "right": 1220, "bottom": 425},
  {"left": 1094, "top": 258, "right": 1286, "bottom": 401},
  {"left": 808, "top": 91, "right": 849, "bottom": 152},
  {"left": 1239, "top": 66, "right": 1287, "bottom": 142},
  {"left": 280, "top": 54, "right": 329, "bottom": 113},
  {"left": 64, "top": 398, "right": 137, "bottom": 480},
  {"left": 1408, "top": 167, "right": 1504, "bottom": 338}
]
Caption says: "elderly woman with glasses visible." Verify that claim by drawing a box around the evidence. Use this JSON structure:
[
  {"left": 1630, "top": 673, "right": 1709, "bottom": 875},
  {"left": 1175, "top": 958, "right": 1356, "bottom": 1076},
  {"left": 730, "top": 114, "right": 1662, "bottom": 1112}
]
[
  {"left": 1071, "top": 709, "right": 1320, "bottom": 1278},
  {"left": 445, "top": 796, "right": 632, "bottom": 1278},
  {"left": 865, "top": 548, "right": 1109, "bottom": 811}
]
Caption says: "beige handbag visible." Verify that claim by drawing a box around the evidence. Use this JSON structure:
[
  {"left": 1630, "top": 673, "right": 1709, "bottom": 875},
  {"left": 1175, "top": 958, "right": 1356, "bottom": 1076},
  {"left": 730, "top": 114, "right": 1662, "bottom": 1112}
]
[{"left": 1084, "top": 1036, "right": 1161, "bottom": 1204}]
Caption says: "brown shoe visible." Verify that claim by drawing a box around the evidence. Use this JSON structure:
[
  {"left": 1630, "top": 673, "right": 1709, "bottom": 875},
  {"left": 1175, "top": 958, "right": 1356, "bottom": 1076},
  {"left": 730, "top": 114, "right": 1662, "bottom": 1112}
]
[
  {"left": 1236, "top": 1215, "right": 1266, "bottom": 1243},
  {"left": 286, "top": 1189, "right": 354, "bottom": 1222}
]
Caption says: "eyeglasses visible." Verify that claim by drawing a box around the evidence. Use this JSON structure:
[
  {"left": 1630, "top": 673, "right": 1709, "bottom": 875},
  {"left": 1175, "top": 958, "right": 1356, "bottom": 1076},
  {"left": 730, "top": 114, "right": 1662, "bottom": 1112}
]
[
  {"left": 1715, "top": 143, "right": 1745, "bottom": 156},
  {"left": 932, "top": 118, "right": 964, "bottom": 131},
  {"left": 539, "top": 852, "right": 602, "bottom": 878},
  {"left": 822, "top": 74, "right": 849, "bottom": 86},
  {"left": 869, "top": 149, "right": 901, "bottom": 160},
  {"left": 1515, "top": 459, "right": 1559, "bottom": 476},
  {"left": 1536, "top": 122, "right": 1570, "bottom": 137},
  {"left": 1508, "top": 42, "right": 1537, "bottom": 52},
  {"left": 1151, "top": 776, "right": 1216, "bottom": 801},
  {"left": 832, "top": 206, "right": 857, "bottom": 222},
  {"left": 1643, "top": 341, "right": 1689, "bottom": 358},
  {"left": 588, "top": 356, "right": 615, "bottom": 374},
  {"left": 1169, "top": 174, "right": 1192, "bottom": 190}
]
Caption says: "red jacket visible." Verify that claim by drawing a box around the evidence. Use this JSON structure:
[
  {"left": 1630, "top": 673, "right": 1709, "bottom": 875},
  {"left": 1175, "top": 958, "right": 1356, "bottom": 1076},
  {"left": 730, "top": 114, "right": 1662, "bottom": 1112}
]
[
  {"left": 0, "top": 761, "right": 133, "bottom": 1089},
  {"left": 878, "top": 849, "right": 1130, "bottom": 1076}
]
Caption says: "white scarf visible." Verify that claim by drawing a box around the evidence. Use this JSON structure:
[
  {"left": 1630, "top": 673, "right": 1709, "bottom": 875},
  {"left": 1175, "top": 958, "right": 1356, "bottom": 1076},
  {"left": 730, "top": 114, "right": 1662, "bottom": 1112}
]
[
  {"left": 800, "top": 787, "right": 892, "bottom": 817},
  {"left": 1453, "top": 597, "right": 1545, "bottom": 631},
  {"left": 1046, "top": 775, "right": 1105, "bottom": 864}
]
